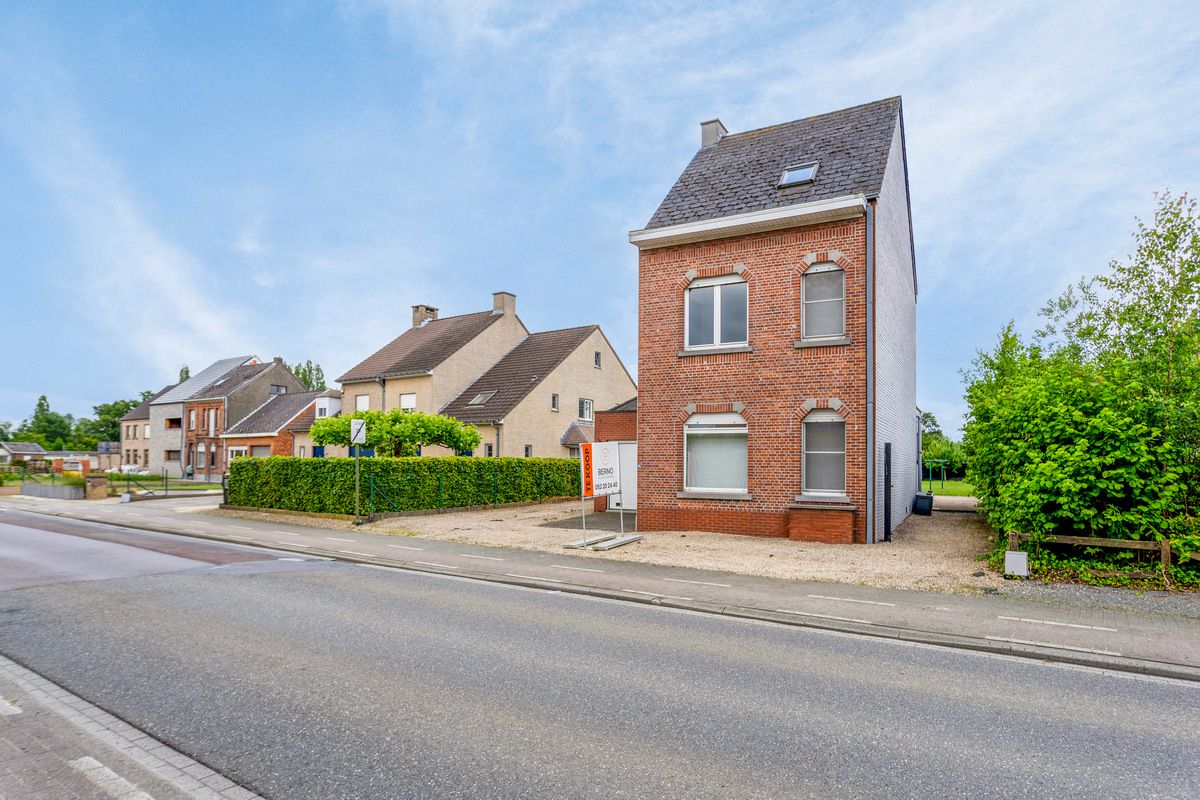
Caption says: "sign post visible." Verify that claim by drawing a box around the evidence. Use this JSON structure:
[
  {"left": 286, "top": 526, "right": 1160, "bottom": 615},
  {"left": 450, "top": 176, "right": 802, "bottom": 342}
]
[{"left": 351, "top": 419, "right": 367, "bottom": 518}]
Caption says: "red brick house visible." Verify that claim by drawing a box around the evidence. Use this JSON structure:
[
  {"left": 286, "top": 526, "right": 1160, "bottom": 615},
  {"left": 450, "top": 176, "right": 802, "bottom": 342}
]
[
  {"left": 628, "top": 97, "right": 918, "bottom": 544},
  {"left": 222, "top": 389, "right": 326, "bottom": 460}
]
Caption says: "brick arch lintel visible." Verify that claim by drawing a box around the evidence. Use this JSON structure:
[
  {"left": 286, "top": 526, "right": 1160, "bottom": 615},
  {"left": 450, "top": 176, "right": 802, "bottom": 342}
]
[
  {"left": 795, "top": 398, "right": 851, "bottom": 420},
  {"left": 675, "top": 400, "right": 753, "bottom": 424},
  {"left": 677, "top": 261, "right": 750, "bottom": 290},
  {"left": 797, "top": 250, "right": 853, "bottom": 273}
]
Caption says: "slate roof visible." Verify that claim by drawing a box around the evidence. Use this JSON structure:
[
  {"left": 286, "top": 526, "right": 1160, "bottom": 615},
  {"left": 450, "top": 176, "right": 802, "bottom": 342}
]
[
  {"left": 225, "top": 391, "right": 323, "bottom": 436},
  {"left": 337, "top": 311, "right": 502, "bottom": 383},
  {"left": 152, "top": 356, "right": 258, "bottom": 405},
  {"left": 120, "top": 384, "right": 177, "bottom": 422},
  {"left": 604, "top": 397, "right": 637, "bottom": 413},
  {"left": 440, "top": 326, "right": 599, "bottom": 424},
  {"left": 645, "top": 97, "right": 901, "bottom": 230},
  {"left": 286, "top": 390, "right": 342, "bottom": 432},
  {"left": 1, "top": 441, "right": 47, "bottom": 456},
  {"left": 188, "top": 362, "right": 271, "bottom": 401},
  {"left": 560, "top": 421, "right": 594, "bottom": 447}
]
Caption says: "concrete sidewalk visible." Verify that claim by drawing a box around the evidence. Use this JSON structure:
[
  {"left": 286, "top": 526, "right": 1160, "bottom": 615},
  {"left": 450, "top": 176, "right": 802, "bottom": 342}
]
[{"left": 3, "top": 495, "right": 1199, "bottom": 682}]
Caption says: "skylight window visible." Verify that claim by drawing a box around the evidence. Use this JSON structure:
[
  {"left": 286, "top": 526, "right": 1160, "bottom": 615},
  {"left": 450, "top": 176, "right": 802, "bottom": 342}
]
[
  {"left": 467, "top": 390, "right": 497, "bottom": 406},
  {"left": 779, "top": 161, "right": 818, "bottom": 187}
]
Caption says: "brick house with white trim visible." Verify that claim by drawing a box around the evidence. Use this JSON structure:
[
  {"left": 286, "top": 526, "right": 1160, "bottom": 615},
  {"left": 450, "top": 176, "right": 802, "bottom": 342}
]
[{"left": 629, "top": 97, "right": 918, "bottom": 543}]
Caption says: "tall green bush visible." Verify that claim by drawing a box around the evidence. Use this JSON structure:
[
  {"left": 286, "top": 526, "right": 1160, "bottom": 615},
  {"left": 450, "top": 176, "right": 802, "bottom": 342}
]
[{"left": 227, "top": 456, "right": 581, "bottom": 515}]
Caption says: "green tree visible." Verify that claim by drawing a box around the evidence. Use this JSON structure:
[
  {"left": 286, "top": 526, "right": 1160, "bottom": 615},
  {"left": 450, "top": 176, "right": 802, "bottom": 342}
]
[
  {"left": 85, "top": 398, "right": 143, "bottom": 442},
  {"left": 16, "top": 395, "right": 74, "bottom": 446},
  {"left": 0, "top": 420, "right": 12, "bottom": 440},
  {"left": 288, "top": 359, "right": 328, "bottom": 391},
  {"left": 179, "top": 364, "right": 191, "bottom": 382},
  {"left": 919, "top": 411, "right": 943, "bottom": 437},
  {"left": 310, "top": 409, "right": 481, "bottom": 457}
]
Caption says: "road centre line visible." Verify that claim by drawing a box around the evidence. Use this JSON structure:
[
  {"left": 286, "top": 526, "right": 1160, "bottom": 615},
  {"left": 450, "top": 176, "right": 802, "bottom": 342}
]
[
  {"left": 986, "top": 636, "right": 1122, "bottom": 657},
  {"left": 624, "top": 589, "right": 694, "bottom": 601},
  {"left": 998, "top": 615, "right": 1118, "bottom": 632},
  {"left": 505, "top": 573, "right": 564, "bottom": 583},
  {"left": 548, "top": 564, "right": 605, "bottom": 573},
  {"left": 182, "top": 528, "right": 205, "bottom": 534},
  {"left": 414, "top": 561, "right": 460, "bottom": 569},
  {"left": 387, "top": 544, "right": 424, "bottom": 551},
  {"left": 275, "top": 531, "right": 301, "bottom": 536},
  {"left": 287, "top": 543, "right": 312, "bottom": 548},
  {"left": 227, "top": 535, "right": 254, "bottom": 541},
  {"left": 807, "top": 594, "right": 896, "bottom": 607},
  {"left": 459, "top": 553, "right": 504, "bottom": 561},
  {"left": 230, "top": 525, "right": 255, "bottom": 531},
  {"left": 338, "top": 550, "right": 377, "bottom": 558},
  {"left": 777, "top": 609, "right": 874, "bottom": 625},
  {"left": 663, "top": 577, "right": 732, "bottom": 588},
  {"left": 326, "top": 537, "right": 354, "bottom": 542}
]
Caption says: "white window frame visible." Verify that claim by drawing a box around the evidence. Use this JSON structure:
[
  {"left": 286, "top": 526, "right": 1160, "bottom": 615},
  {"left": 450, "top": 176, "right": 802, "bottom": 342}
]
[
  {"left": 399, "top": 393, "right": 417, "bottom": 411},
  {"left": 143, "top": 423, "right": 150, "bottom": 439},
  {"left": 551, "top": 393, "right": 559, "bottom": 412},
  {"left": 779, "top": 161, "right": 819, "bottom": 187},
  {"left": 228, "top": 446, "right": 248, "bottom": 460},
  {"left": 316, "top": 406, "right": 327, "bottom": 418},
  {"left": 578, "top": 398, "right": 593, "bottom": 421},
  {"left": 594, "top": 351, "right": 602, "bottom": 368},
  {"left": 683, "top": 412, "right": 749, "bottom": 494},
  {"left": 188, "top": 410, "right": 196, "bottom": 430},
  {"left": 485, "top": 443, "right": 494, "bottom": 457},
  {"left": 355, "top": 394, "right": 369, "bottom": 412},
  {"left": 802, "top": 410, "right": 847, "bottom": 495},
  {"left": 801, "top": 264, "right": 846, "bottom": 340},
  {"left": 684, "top": 274, "right": 748, "bottom": 351}
]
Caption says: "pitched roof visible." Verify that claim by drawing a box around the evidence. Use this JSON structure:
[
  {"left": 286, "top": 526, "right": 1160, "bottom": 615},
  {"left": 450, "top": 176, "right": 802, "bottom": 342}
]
[
  {"left": 188, "top": 362, "right": 271, "bottom": 401},
  {"left": 603, "top": 397, "right": 637, "bottom": 413},
  {"left": 120, "top": 384, "right": 177, "bottom": 422},
  {"left": 440, "top": 325, "right": 599, "bottom": 424},
  {"left": 645, "top": 97, "right": 901, "bottom": 230},
  {"left": 225, "top": 391, "right": 323, "bottom": 436},
  {"left": 560, "top": 421, "right": 594, "bottom": 447},
  {"left": 1, "top": 441, "right": 47, "bottom": 455},
  {"left": 337, "top": 311, "right": 502, "bottom": 383},
  {"left": 152, "top": 356, "right": 258, "bottom": 405}
]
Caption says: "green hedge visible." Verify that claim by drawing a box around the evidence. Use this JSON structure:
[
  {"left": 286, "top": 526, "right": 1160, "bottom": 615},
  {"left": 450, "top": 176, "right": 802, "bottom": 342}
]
[{"left": 227, "top": 456, "right": 582, "bottom": 515}]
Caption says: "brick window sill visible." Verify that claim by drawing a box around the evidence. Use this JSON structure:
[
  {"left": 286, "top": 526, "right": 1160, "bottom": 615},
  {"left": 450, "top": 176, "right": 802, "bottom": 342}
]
[
  {"left": 677, "top": 490, "right": 754, "bottom": 501},
  {"left": 677, "top": 345, "right": 754, "bottom": 357},
  {"left": 789, "top": 494, "right": 855, "bottom": 511},
  {"left": 794, "top": 337, "right": 852, "bottom": 349}
]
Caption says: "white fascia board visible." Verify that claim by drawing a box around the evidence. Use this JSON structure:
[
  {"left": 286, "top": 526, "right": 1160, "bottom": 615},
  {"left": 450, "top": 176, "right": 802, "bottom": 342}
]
[{"left": 629, "top": 194, "right": 866, "bottom": 250}]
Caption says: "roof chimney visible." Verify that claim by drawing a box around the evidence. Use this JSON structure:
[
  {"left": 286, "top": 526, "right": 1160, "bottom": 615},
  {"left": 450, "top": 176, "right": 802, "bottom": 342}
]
[
  {"left": 411, "top": 304, "right": 438, "bottom": 327},
  {"left": 492, "top": 291, "right": 516, "bottom": 317},
  {"left": 700, "top": 118, "right": 727, "bottom": 148},
  {"left": 273, "top": 356, "right": 284, "bottom": 365}
]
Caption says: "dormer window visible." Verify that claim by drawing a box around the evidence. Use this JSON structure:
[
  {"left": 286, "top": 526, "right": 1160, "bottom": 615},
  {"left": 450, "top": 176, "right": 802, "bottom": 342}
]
[
  {"left": 779, "top": 161, "right": 818, "bottom": 187},
  {"left": 468, "top": 390, "right": 497, "bottom": 406}
]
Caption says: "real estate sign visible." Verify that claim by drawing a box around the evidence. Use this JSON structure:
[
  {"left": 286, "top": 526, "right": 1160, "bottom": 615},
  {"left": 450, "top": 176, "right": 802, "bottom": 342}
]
[{"left": 581, "top": 441, "right": 621, "bottom": 497}]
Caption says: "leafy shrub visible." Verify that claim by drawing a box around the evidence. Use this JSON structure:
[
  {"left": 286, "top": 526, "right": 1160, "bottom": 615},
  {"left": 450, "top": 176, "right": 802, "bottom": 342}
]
[{"left": 228, "top": 456, "right": 581, "bottom": 515}]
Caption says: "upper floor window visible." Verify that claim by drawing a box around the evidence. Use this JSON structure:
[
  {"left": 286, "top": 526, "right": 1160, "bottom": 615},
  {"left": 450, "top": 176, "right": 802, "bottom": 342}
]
[
  {"left": 779, "top": 161, "right": 819, "bottom": 187},
  {"left": 802, "top": 265, "right": 845, "bottom": 340},
  {"left": 578, "top": 398, "right": 593, "bottom": 421},
  {"left": 188, "top": 410, "right": 196, "bottom": 430},
  {"left": 269, "top": 384, "right": 287, "bottom": 395},
  {"left": 551, "top": 393, "right": 559, "bottom": 412},
  {"left": 316, "top": 406, "right": 327, "bottom": 418},
  {"left": 686, "top": 275, "right": 747, "bottom": 349},
  {"left": 399, "top": 393, "right": 417, "bottom": 411},
  {"left": 355, "top": 394, "right": 369, "bottom": 412},
  {"left": 594, "top": 351, "right": 602, "bottom": 368},
  {"left": 803, "top": 411, "right": 846, "bottom": 495}
]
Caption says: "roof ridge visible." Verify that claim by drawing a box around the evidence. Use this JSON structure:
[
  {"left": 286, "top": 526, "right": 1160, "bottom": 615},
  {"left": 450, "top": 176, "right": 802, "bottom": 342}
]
[
  {"left": 720, "top": 96, "right": 901, "bottom": 142},
  {"left": 526, "top": 323, "right": 600, "bottom": 337}
]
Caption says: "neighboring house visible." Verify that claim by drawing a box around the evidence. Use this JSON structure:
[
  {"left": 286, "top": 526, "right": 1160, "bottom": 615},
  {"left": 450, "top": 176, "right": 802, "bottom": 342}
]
[
  {"left": 439, "top": 325, "right": 637, "bottom": 458},
  {"left": 628, "top": 97, "right": 918, "bottom": 543},
  {"left": 0, "top": 441, "right": 47, "bottom": 465},
  {"left": 286, "top": 390, "right": 349, "bottom": 458},
  {"left": 148, "top": 356, "right": 261, "bottom": 476},
  {"left": 119, "top": 384, "right": 175, "bottom": 470},
  {"left": 222, "top": 390, "right": 325, "bottom": 459},
  {"left": 337, "top": 292, "right": 529, "bottom": 421},
  {"left": 592, "top": 397, "right": 637, "bottom": 512},
  {"left": 183, "top": 357, "right": 306, "bottom": 476}
]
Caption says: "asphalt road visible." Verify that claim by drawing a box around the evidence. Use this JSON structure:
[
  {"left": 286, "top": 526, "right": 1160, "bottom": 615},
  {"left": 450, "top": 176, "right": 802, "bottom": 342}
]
[{"left": 1, "top": 513, "right": 1197, "bottom": 799}]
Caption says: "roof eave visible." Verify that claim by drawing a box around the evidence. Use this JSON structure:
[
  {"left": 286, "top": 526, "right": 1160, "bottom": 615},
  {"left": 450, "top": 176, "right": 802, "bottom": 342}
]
[{"left": 629, "top": 194, "right": 867, "bottom": 250}]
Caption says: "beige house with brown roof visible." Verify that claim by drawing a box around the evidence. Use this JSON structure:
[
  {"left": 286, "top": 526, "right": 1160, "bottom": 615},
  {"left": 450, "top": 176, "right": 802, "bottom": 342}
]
[
  {"left": 440, "top": 325, "right": 636, "bottom": 458},
  {"left": 336, "top": 292, "right": 529, "bottom": 420}
]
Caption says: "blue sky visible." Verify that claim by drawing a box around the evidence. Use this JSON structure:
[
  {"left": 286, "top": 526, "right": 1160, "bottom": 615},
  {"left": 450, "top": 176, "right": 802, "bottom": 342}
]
[{"left": 2, "top": 1, "right": 1198, "bottom": 435}]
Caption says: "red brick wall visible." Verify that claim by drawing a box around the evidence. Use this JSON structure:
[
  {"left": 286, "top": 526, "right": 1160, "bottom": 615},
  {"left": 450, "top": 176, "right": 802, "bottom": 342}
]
[
  {"left": 184, "top": 400, "right": 225, "bottom": 475},
  {"left": 226, "top": 431, "right": 294, "bottom": 458},
  {"left": 637, "top": 220, "right": 869, "bottom": 541},
  {"left": 788, "top": 506, "right": 855, "bottom": 544},
  {"left": 593, "top": 409, "right": 636, "bottom": 511}
]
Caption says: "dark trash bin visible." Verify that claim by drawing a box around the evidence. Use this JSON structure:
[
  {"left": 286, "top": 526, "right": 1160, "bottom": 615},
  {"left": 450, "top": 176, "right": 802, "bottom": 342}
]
[{"left": 913, "top": 492, "right": 933, "bottom": 516}]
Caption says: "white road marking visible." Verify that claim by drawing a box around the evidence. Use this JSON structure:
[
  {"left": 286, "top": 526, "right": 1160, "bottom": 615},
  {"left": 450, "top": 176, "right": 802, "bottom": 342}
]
[
  {"left": 776, "top": 609, "right": 874, "bottom": 625},
  {"left": 414, "top": 561, "right": 460, "bottom": 569},
  {"left": 997, "top": 615, "right": 1118, "bottom": 632},
  {"left": 0, "top": 696, "right": 21, "bottom": 715},
  {"left": 338, "top": 550, "right": 376, "bottom": 557},
  {"left": 230, "top": 525, "right": 255, "bottom": 531},
  {"left": 182, "top": 528, "right": 205, "bottom": 534},
  {"left": 459, "top": 553, "right": 504, "bottom": 561},
  {"left": 807, "top": 594, "right": 896, "bottom": 607},
  {"left": 935, "top": 606, "right": 959, "bottom": 612},
  {"left": 664, "top": 577, "right": 732, "bottom": 588},
  {"left": 326, "top": 537, "right": 354, "bottom": 542},
  {"left": 274, "top": 530, "right": 302, "bottom": 536},
  {"left": 986, "top": 636, "right": 1122, "bottom": 657},
  {"left": 287, "top": 543, "right": 313, "bottom": 548},
  {"left": 387, "top": 544, "right": 424, "bottom": 551},
  {"left": 227, "top": 535, "right": 254, "bottom": 541},
  {"left": 624, "top": 589, "right": 694, "bottom": 601},
  {"left": 67, "top": 757, "right": 155, "bottom": 800},
  {"left": 505, "top": 573, "right": 564, "bottom": 583},
  {"left": 548, "top": 564, "right": 605, "bottom": 573}
]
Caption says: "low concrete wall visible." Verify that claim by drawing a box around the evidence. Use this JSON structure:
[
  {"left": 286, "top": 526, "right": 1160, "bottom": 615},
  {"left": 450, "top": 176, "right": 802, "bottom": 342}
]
[{"left": 21, "top": 482, "right": 84, "bottom": 500}]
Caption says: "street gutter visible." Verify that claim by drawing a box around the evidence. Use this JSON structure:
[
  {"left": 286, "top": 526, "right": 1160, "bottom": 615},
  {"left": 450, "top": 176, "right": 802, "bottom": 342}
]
[{"left": 12, "top": 505, "right": 1200, "bottom": 684}]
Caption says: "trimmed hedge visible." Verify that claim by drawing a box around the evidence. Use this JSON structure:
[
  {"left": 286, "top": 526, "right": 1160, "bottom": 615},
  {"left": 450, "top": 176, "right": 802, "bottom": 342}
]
[{"left": 227, "top": 456, "right": 582, "bottom": 515}]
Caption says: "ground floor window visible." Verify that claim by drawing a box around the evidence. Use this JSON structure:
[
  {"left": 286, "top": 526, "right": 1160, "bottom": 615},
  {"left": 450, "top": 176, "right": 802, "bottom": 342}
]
[
  {"left": 250, "top": 445, "right": 271, "bottom": 458},
  {"left": 684, "top": 412, "right": 748, "bottom": 492},
  {"left": 485, "top": 443, "right": 494, "bottom": 457},
  {"left": 803, "top": 411, "right": 846, "bottom": 494},
  {"left": 228, "top": 447, "right": 248, "bottom": 460},
  {"left": 524, "top": 445, "right": 532, "bottom": 457}
]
